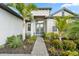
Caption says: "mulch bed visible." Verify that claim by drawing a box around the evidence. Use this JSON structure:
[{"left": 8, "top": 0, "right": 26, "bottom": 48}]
[
  {"left": 44, "top": 42, "right": 51, "bottom": 56},
  {"left": 0, "top": 43, "right": 34, "bottom": 54}
]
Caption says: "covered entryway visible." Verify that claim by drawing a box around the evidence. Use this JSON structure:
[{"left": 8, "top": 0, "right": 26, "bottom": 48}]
[
  {"left": 30, "top": 16, "right": 47, "bottom": 36},
  {"left": 36, "top": 21, "right": 44, "bottom": 36}
]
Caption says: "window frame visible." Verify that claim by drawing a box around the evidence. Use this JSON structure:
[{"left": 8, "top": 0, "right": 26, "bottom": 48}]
[
  {"left": 28, "top": 23, "right": 31, "bottom": 31},
  {"left": 52, "top": 26, "right": 57, "bottom": 32}
]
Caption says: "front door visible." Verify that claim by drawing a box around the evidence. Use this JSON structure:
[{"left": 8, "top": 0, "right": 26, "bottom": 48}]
[{"left": 36, "top": 21, "right": 44, "bottom": 36}]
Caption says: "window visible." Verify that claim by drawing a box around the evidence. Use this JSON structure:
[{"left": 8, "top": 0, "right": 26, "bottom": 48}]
[
  {"left": 52, "top": 26, "right": 57, "bottom": 32},
  {"left": 28, "top": 24, "right": 31, "bottom": 31}
]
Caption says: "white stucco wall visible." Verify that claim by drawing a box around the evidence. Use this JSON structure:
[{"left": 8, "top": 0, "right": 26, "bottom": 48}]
[
  {"left": 25, "top": 21, "right": 36, "bottom": 36},
  {"left": 0, "top": 8, "right": 23, "bottom": 45}
]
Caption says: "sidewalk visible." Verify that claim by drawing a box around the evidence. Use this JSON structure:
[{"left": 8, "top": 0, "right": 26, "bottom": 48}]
[{"left": 31, "top": 37, "right": 49, "bottom": 56}]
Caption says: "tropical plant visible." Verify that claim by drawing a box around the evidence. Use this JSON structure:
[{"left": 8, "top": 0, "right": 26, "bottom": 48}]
[
  {"left": 54, "top": 16, "right": 71, "bottom": 41},
  {"left": 42, "top": 32, "right": 59, "bottom": 40},
  {"left": 27, "top": 35, "right": 37, "bottom": 44},
  {"left": 61, "top": 50, "right": 78, "bottom": 56},
  {"left": 48, "top": 47, "right": 58, "bottom": 56},
  {"left": 50, "top": 39, "right": 63, "bottom": 49},
  {"left": 74, "top": 39, "right": 79, "bottom": 50},
  {"left": 0, "top": 45, "right": 4, "bottom": 49},
  {"left": 7, "top": 3, "right": 37, "bottom": 40},
  {"left": 65, "top": 21, "right": 79, "bottom": 40},
  {"left": 7, "top": 35, "right": 23, "bottom": 48},
  {"left": 44, "top": 39, "right": 50, "bottom": 44},
  {"left": 63, "top": 40, "right": 76, "bottom": 51}
]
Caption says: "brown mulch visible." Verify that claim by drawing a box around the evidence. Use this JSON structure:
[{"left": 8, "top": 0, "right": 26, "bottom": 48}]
[{"left": 0, "top": 43, "right": 34, "bottom": 54}]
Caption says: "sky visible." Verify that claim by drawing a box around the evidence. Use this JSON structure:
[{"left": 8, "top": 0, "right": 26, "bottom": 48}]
[{"left": 35, "top": 3, "right": 79, "bottom": 14}]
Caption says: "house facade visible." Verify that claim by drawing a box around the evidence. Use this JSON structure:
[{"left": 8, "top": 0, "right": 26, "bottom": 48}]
[
  {"left": 0, "top": 4, "right": 78, "bottom": 45},
  {"left": 26, "top": 7, "right": 78, "bottom": 36},
  {"left": 26, "top": 8, "right": 53, "bottom": 36}
]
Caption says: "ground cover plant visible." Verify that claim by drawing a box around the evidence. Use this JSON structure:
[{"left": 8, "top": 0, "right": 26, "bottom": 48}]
[{"left": 0, "top": 34, "right": 37, "bottom": 54}]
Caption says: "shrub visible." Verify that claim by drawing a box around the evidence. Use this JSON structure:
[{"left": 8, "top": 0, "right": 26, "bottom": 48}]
[
  {"left": 17, "top": 34, "right": 22, "bottom": 39},
  {"left": 44, "top": 39, "right": 50, "bottom": 44},
  {"left": 7, "top": 35, "right": 23, "bottom": 48},
  {"left": 53, "top": 33, "right": 59, "bottom": 39},
  {"left": 0, "top": 45, "right": 4, "bottom": 49},
  {"left": 42, "top": 32, "right": 59, "bottom": 40},
  {"left": 63, "top": 40, "right": 76, "bottom": 51},
  {"left": 50, "top": 39, "right": 63, "bottom": 49},
  {"left": 42, "top": 32, "right": 46, "bottom": 39},
  {"left": 25, "top": 34, "right": 31, "bottom": 39},
  {"left": 61, "top": 50, "right": 78, "bottom": 56},
  {"left": 17, "top": 34, "right": 31, "bottom": 39},
  {"left": 27, "top": 35, "right": 37, "bottom": 44},
  {"left": 48, "top": 47, "right": 58, "bottom": 56},
  {"left": 74, "top": 39, "right": 79, "bottom": 50},
  {"left": 42, "top": 32, "right": 51, "bottom": 40},
  {"left": 46, "top": 32, "right": 53, "bottom": 40}
]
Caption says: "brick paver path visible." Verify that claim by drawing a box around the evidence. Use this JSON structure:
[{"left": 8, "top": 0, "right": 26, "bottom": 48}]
[{"left": 31, "top": 37, "right": 49, "bottom": 56}]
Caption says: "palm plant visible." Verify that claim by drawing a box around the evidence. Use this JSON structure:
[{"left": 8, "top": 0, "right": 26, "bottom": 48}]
[
  {"left": 54, "top": 16, "right": 70, "bottom": 41},
  {"left": 7, "top": 3, "right": 37, "bottom": 40},
  {"left": 66, "top": 20, "right": 79, "bottom": 39}
]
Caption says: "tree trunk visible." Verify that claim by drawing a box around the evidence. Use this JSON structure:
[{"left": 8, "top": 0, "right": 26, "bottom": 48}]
[
  {"left": 22, "top": 18, "right": 26, "bottom": 41},
  {"left": 59, "top": 33, "right": 62, "bottom": 41},
  {"left": 59, "top": 32, "right": 63, "bottom": 50},
  {"left": 59, "top": 36, "right": 62, "bottom": 41},
  {"left": 22, "top": 18, "right": 27, "bottom": 49}
]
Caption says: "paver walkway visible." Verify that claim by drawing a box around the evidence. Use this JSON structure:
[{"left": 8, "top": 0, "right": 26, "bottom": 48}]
[{"left": 31, "top": 37, "right": 49, "bottom": 56}]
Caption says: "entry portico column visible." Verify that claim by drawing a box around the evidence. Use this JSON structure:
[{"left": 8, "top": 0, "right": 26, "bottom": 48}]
[{"left": 31, "top": 20, "right": 36, "bottom": 36}]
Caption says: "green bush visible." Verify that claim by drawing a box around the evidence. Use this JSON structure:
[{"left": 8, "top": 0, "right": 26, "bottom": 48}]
[
  {"left": 61, "top": 50, "right": 78, "bottom": 56},
  {"left": 74, "top": 39, "right": 79, "bottom": 50},
  {"left": 27, "top": 35, "right": 37, "bottom": 44},
  {"left": 0, "top": 45, "right": 4, "bottom": 49},
  {"left": 63, "top": 40, "right": 76, "bottom": 51},
  {"left": 51, "top": 39, "right": 63, "bottom": 49},
  {"left": 42, "top": 32, "right": 59, "bottom": 40},
  {"left": 17, "top": 34, "right": 22, "bottom": 39},
  {"left": 42, "top": 32, "right": 51, "bottom": 39},
  {"left": 46, "top": 32, "right": 53, "bottom": 40},
  {"left": 25, "top": 34, "right": 31, "bottom": 39},
  {"left": 7, "top": 35, "right": 23, "bottom": 48},
  {"left": 42, "top": 32, "right": 46, "bottom": 39},
  {"left": 48, "top": 47, "right": 58, "bottom": 56},
  {"left": 53, "top": 33, "right": 59, "bottom": 39},
  {"left": 44, "top": 39, "right": 50, "bottom": 44},
  {"left": 17, "top": 34, "right": 31, "bottom": 39}
]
